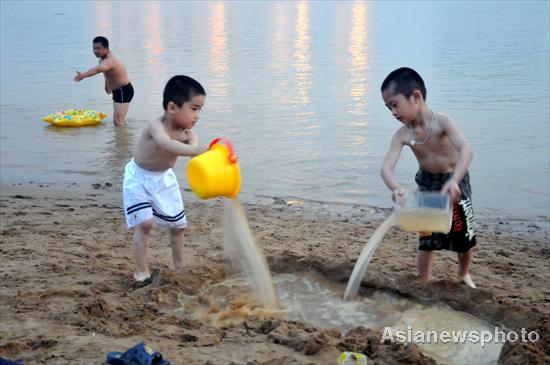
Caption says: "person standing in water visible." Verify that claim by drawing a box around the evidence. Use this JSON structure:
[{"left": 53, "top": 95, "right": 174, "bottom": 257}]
[
  {"left": 74, "top": 36, "right": 133, "bottom": 126},
  {"left": 380, "top": 67, "right": 477, "bottom": 288}
]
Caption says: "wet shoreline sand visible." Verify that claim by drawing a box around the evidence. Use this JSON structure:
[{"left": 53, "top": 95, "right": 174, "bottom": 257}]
[{"left": 0, "top": 182, "right": 548, "bottom": 364}]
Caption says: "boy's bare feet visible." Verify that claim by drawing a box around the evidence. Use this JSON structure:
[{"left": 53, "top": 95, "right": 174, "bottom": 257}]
[
  {"left": 460, "top": 274, "right": 477, "bottom": 288},
  {"left": 132, "top": 269, "right": 161, "bottom": 290},
  {"left": 134, "top": 271, "right": 151, "bottom": 282}
]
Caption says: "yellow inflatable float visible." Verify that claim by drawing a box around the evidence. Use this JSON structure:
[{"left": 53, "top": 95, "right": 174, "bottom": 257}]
[{"left": 42, "top": 109, "right": 107, "bottom": 127}]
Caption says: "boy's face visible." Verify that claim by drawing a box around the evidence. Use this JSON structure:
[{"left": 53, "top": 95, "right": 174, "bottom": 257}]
[
  {"left": 169, "top": 94, "right": 205, "bottom": 129},
  {"left": 382, "top": 88, "right": 420, "bottom": 124}
]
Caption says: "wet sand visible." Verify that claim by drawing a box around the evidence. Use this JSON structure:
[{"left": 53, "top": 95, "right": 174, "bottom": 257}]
[{"left": 0, "top": 182, "right": 548, "bottom": 364}]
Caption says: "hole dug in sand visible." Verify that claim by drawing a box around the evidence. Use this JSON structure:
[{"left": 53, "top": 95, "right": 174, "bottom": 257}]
[{"left": 177, "top": 270, "right": 503, "bottom": 365}]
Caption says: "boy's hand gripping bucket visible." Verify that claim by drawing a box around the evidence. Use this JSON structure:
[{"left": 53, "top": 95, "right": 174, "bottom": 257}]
[{"left": 187, "top": 137, "right": 241, "bottom": 199}]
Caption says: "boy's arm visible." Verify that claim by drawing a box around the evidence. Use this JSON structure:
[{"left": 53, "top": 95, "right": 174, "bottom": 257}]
[
  {"left": 185, "top": 129, "right": 199, "bottom": 146},
  {"left": 148, "top": 121, "right": 205, "bottom": 157},
  {"left": 74, "top": 60, "right": 112, "bottom": 82},
  {"left": 380, "top": 130, "right": 406, "bottom": 201},
  {"left": 440, "top": 116, "right": 473, "bottom": 199}
]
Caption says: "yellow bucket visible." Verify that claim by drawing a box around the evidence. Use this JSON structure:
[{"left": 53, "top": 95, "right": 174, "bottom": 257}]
[{"left": 187, "top": 137, "right": 241, "bottom": 199}]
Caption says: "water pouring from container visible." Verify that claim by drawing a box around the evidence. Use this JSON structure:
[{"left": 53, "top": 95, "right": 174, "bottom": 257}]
[
  {"left": 186, "top": 138, "right": 278, "bottom": 308},
  {"left": 343, "top": 190, "right": 452, "bottom": 300}
]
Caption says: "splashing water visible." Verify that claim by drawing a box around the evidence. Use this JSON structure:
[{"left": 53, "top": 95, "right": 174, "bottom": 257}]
[{"left": 223, "top": 199, "right": 279, "bottom": 308}]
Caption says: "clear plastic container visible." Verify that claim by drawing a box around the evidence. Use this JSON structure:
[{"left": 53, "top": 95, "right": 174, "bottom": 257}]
[{"left": 394, "top": 190, "right": 452, "bottom": 233}]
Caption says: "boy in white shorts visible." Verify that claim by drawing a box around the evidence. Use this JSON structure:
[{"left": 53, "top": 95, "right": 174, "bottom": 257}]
[{"left": 123, "top": 75, "right": 208, "bottom": 281}]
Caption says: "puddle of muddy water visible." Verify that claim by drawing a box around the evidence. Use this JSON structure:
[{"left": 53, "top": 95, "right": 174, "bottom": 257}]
[{"left": 196, "top": 272, "right": 502, "bottom": 365}]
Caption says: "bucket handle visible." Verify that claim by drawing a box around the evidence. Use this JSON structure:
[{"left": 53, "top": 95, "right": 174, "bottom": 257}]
[{"left": 209, "top": 137, "right": 238, "bottom": 163}]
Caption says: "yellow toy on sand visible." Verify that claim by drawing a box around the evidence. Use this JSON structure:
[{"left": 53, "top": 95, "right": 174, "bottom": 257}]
[
  {"left": 337, "top": 352, "right": 368, "bottom": 365},
  {"left": 42, "top": 109, "right": 107, "bottom": 127}
]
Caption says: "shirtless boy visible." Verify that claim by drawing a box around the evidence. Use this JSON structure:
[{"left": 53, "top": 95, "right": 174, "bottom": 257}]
[
  {"left": 380, "top": 67, "right": 477, "bottom": 288},
  {"left": 123, "top": 75, "right": 208, "bottom": 281}
]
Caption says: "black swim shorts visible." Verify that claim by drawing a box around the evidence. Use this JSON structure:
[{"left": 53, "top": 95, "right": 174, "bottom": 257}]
[
  {"left": 112, "top": 82, "right": 134, "bottom": 103},
  {"left": 415, "top": 170, "right": 477, "bottom": 252}
]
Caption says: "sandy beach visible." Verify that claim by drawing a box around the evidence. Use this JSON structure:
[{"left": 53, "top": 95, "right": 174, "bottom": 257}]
[
  {"left": 1, "top": 1, "right": 549, "bottom": 364},
  {"left": 0, "top": 182, "right": 548, "bottom": 365}
]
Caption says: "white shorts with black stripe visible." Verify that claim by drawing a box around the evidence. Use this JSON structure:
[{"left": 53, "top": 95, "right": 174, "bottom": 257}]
[{"left": 123, "top": 159, "right": 187, "bottom": 229}]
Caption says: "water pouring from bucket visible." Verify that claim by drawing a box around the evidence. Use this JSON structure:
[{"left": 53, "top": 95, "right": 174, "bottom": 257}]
[{"left": 186, "top": 138, "right": 279, "bottom": 309}]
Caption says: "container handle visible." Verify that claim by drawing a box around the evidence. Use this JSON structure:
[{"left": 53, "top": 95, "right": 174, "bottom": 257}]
[{"left": 209, "top": 137, "right": 238, "bottom": 163}]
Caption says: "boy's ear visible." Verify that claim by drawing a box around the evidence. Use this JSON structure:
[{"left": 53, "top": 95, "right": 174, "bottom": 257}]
[
  {"left": 166, "top": 101, "right": 177, "bottom": 114},
  {"left": 412, "top": 90, "right": 424, "bottom": 103}
]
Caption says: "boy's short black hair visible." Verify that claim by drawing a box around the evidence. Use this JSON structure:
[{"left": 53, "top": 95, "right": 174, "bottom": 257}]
[
  {"left": 381, "top": 67, "right": 427, "bottom": 100},
  {"left": 162, "top": 75, "right": 206, "bottom": 110},
  {"left": 93, "top": 36, "right": 109, "bottom": 49}
]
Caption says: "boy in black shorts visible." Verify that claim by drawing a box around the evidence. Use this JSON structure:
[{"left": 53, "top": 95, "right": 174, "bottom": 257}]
[{"left": 380, "top": 67, "right": 477, "bottom": 288}]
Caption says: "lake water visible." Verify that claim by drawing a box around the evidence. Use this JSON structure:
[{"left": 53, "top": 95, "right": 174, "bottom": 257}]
[{"left": 1, "top": 1, "right": 549, "bottom": 221}]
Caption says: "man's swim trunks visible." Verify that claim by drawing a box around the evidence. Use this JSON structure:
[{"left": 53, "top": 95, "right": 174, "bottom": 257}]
[
  {"left": 415, "top": 170, "right": 477, "bottom": 252},
  {"left": 112, "top": 82, "right": 134, "bottom": 103}
]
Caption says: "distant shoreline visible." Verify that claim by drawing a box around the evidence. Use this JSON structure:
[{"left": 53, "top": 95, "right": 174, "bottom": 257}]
[{"left": 2, "top": 179, "right": 548, "bottom": 230}]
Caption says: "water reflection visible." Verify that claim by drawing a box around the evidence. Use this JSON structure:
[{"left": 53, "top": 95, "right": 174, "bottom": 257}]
[
  {"left": 208, "top": 2, "right": 229, "bottom": 100},
  {"left": 42, "top": 123, "right": 104, "bottom": 142},
  {"left": 265, "top": 4, "right": 292, "bottom": 109},
  {"left": 271, "top": 4, "right": 290, "bottom": 73},
  {"left": 292, "top": 1, "right": 312, "bottom": 106},
  {"left": 106, "top": 126, "right": 135, "bottom": 180},
  {"left": 113, "top": 3, "right": 132, "bottom": 56},
  {"left": 144, "top": 2, "right": 165, "bottom": 77},
  {"left": 348, "top": 2, "right": 369, "bottom": 118},
  {"left": 93, "top": 2, "right": 111, "bottom": 37},
  {"left": 329, "top": 3, "right": 349, "bottom": 68}
]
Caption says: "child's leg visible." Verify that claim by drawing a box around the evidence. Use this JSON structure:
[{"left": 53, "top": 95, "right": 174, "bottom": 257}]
[
  {"left": 133, "top": 219, "right": 154, "bottom": 280},
  {"left": 169, "top": 228, "right": 186, "bottom": 271},
  {"left": 457, "top": 248, "right": 476, "bottom": 288},
  {"left": 417, "top": 250, "right": 435, "bottom": 281},
  {"left": 457, "top": 248, "right": 473, "bottom": 277}
]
